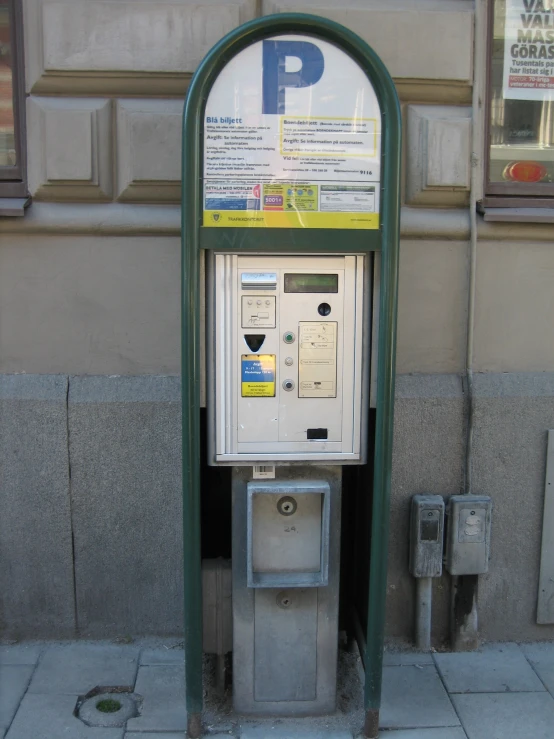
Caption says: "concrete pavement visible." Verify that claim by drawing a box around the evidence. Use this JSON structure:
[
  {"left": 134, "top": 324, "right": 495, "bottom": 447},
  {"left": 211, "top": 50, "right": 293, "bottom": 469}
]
[{"left": 2, "top": 640, "right": 554, "bottom": 738}]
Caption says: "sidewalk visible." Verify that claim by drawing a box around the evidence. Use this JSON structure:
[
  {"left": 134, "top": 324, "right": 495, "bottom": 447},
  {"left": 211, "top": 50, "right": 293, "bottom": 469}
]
[{"left": 2, "top": 639, "right": 554, "bottom": 738}]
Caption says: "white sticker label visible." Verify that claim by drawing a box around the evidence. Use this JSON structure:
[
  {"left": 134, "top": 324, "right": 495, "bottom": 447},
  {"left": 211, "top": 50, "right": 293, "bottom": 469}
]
[{"left": 253, "top": 465, "right": 276, "bottom": 479}]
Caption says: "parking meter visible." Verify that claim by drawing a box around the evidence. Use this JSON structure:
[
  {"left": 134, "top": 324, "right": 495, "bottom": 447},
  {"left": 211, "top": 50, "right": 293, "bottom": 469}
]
[{"left": 181, "top": 12, "right": 400, "bottom": 737}]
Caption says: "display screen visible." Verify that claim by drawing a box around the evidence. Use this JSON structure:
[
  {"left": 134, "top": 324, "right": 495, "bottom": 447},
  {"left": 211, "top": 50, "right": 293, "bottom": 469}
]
[{"left": 284, "top": 274, "right": 338, "bottom": 293}]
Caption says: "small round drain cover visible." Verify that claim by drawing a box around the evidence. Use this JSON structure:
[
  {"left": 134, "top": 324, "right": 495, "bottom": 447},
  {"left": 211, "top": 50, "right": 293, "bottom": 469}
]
[{"left": 78, "top": 692, "right": 137, "bottom": 727}]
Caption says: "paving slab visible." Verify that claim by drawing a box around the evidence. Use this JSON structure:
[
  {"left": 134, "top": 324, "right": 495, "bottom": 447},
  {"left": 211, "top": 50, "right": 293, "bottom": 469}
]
[
  {"left": 0, "top": 665, "right": 34, "bottom": 733},
  {"left": 382, "top": 651, "right": 434, "bottom": 667},
  {"left": 28, "top": 644, "right": 139, "bottom": 695},
  {"left": 434, "top": 642, "right": 544, "bottom": 693},
  {"left": 241, "top": 731, "right": 352, "bottom": 738},
  {"left": 139, "top": 647, "right": 184, "bottom": 665},
  {"left": 126, "top": 665, "right": 186, "bottom": 732},
  {"left": 5, "top": 694, "right": 124, "bottom": 739},
  {"left": 521, "top": 642, "right": 554, "bottom": 694},
  {"left": 380, "top": 665, "right": 460, "bottom": 729},
  {"left": 125, "top": 734, "right": 186, "bottom": 739},
  {"left": 370, "top": 731, "right": 467, "bottom": 739},
  {"left": 452, "top": 692, "right": 554, "bottom": 739},
  {"left": 0, "top": 645, "right": 42, "bottom": 666}
]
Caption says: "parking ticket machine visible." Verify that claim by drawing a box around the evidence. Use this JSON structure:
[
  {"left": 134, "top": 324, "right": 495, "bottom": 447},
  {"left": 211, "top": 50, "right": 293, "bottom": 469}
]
[
  {"left": 181, "top": 12, "right": 400, "bottom": 737},
  {"left": 208, "top": 253, "right": 370, "bottom": 713}
]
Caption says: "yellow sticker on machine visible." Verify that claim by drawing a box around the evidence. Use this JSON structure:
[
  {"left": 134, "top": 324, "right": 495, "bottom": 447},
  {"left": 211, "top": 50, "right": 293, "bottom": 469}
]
[{"left": 241, "top": 354, "right": 276, "bottom": 397}]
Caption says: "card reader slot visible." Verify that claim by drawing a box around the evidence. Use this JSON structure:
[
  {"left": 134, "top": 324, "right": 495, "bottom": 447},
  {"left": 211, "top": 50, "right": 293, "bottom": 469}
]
[{"left": 307, "top": 428, "right": 328, "bottom": 440}]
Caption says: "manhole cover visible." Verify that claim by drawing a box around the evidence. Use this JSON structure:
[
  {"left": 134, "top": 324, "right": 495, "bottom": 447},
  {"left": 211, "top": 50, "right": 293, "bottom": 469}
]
[{"left": 78, "top": 691, "right": 138, "bottom": 727}]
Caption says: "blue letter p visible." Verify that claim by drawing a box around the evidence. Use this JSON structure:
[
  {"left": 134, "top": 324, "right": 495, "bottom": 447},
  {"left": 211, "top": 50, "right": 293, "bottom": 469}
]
[{"left": 262, "top": 40, "right": 325, "bottom": 115}]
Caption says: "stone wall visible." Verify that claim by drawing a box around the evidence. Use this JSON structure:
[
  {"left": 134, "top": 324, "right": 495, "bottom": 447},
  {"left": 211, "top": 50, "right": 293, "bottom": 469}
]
[{"left": 3, "top": 372, "right": 554, "bottom": 644}]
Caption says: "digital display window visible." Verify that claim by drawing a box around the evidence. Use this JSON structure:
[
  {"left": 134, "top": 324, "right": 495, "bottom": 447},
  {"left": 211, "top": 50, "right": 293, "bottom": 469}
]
[{"left": 284, "top": 274, "right": 338, "bottom": 293}]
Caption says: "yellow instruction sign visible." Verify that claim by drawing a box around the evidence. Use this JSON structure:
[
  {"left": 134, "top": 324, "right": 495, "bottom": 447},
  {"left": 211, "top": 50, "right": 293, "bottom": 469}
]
[{"left": 241, "top": 354, "right": 276, "bottom": 397}]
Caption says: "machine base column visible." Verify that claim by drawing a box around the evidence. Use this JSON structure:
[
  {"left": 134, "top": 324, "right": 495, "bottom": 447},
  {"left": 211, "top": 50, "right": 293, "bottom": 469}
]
[{"left": 232, "top": 465, "right": 342, "bottom": 716}]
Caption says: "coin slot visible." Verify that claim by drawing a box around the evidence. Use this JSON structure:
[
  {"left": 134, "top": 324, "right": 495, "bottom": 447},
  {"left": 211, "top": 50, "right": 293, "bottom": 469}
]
[{"left": 277, "top": 496, "right": 297, "bottom": 516}]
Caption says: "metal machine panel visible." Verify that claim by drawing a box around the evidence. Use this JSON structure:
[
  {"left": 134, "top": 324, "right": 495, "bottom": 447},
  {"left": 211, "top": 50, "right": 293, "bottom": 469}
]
[
  {"left": 298, "top": 322, "right": 337, "bottom": 399},
  {"left": 208, "top": 253, "right": 368, "bottom": 463},
  {"left": 409, "top": 494, "right": 445, "bottom": 578},
  {"left": 232, "top": 466, "right": 340, "bottom": 716},
  {"left": 254, "top": 588, "right": 318, "bottom": 702},
  {"left": 252, "top": 495, "right": 321, "bottom": 572},
  {"left": 247, "top": 480, "right": 330, "bottom": 588},
  {"left": 445, "top": 495, "right": 492, "bottom": 575}
]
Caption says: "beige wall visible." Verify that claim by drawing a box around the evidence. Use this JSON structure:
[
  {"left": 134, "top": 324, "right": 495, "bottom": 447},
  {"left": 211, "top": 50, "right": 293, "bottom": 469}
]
[
  {"left": 397, "top": 240, "right": 468, "bottom": 374},
  {"left": 0, "top": 235, "right": 180, "bottom": 375},
  {"left": 6, "top": 0, "right": 551, "bottom": 378},
  {"left": 474, "top": 242, "right": 554, "bottom": 373}
]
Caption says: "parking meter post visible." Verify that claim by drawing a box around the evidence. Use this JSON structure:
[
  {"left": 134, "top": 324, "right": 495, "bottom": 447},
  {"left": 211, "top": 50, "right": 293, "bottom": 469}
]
[
  {"left": 181, "top": 13, "right": 401, "bottom": 731},
  {"left": 363, "top": 55, "right": 402, "bottom": 724},
  {"left": 182, "top": 71, "right": 204, "bottom": 733}
]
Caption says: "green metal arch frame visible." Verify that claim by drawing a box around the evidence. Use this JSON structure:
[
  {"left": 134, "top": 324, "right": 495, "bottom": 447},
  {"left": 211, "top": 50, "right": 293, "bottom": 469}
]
[{"left": 182, "top": 13, "right": 401, "bottom": 738}]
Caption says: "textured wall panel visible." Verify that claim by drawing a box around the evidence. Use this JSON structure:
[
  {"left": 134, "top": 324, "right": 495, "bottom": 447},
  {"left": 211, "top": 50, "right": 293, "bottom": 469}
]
[
  {"left": 406, "top": 106, "right": 472, "bottom": 206},
  {"left": 473, "top": 373, "right": 554, "bottom": 642},
  {"left": 27, "top": 97, "right": 112, "bottom": 200},
  {"left": 68, "top": 375, "right": 183, "bottom": 636},
  {"left": 0, "top": 235, "right": 180, "bottom": 376},
  {"left": 116, "top": 99, "right": 182, "bottom": 202},
  {"left": 24, "top": 0, "right": 257, "bottom": 94},
  {"left": 264, "top": 0, "right": 474, "bottom": 82},
  {"left": 0, "top": 375, "right": 75, "bottom": 638}
]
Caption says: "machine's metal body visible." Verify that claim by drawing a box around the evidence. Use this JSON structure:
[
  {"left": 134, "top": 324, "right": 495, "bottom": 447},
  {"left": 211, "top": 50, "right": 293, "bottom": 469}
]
[
  {"left": 208, "top": 253, "right": 369, "bottom": 464},
  {"left": 207, "top": 251, "right": 369, "bottom": 711},
  {"left": 232, "top": 466, "right": 341, "bottom": 715},
  {"left": 446, "top": 495, "right": 493, "bottom": 575}
]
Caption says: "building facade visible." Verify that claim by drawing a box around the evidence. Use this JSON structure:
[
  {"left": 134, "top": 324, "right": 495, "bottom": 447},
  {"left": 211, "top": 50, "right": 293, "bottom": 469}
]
[{"left": 1, "top": 0, "right": 553, "bottom": 647}]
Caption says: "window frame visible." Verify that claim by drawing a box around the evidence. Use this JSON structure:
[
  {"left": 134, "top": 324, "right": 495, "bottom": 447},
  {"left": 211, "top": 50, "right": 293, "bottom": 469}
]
[
  {"left": 0, "top": 0, "right": 26, "bottom": 197},
  {"left": 483, "top": 0, "right": 554, "bottom": 208}
]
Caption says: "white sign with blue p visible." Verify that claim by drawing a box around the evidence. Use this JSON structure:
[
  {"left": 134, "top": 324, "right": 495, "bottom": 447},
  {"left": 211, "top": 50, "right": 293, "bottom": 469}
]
[{"left": 203, "top": 34, "right": 381, "bottom": 230}]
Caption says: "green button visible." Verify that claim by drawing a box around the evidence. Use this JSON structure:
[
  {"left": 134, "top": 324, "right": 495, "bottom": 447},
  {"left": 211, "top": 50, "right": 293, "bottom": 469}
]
[{"left": 283, "top": 332, "right": 295, "bottom": 343}]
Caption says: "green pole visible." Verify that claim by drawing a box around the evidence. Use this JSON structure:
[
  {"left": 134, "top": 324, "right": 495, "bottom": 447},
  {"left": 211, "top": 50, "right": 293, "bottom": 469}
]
[
  {"left": 363, "top": 96, "right": 401, "bottom": 738},
  {"left": 181, "top": 69, "right": 203, "bottom": 739}
]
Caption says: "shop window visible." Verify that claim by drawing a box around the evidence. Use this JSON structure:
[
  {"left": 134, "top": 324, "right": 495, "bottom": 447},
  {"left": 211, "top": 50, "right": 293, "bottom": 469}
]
[
  {"left": 484, "top": 0, "right": 554, "bottom": 206},
  {"left": 0, "top": 0, "right": 26, "bottom": 199}
]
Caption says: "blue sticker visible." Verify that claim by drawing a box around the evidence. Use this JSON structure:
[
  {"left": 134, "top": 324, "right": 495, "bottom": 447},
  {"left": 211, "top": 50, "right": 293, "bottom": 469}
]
[{"left": 241, "top": 358, "right": 275, "bottom": 382}]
